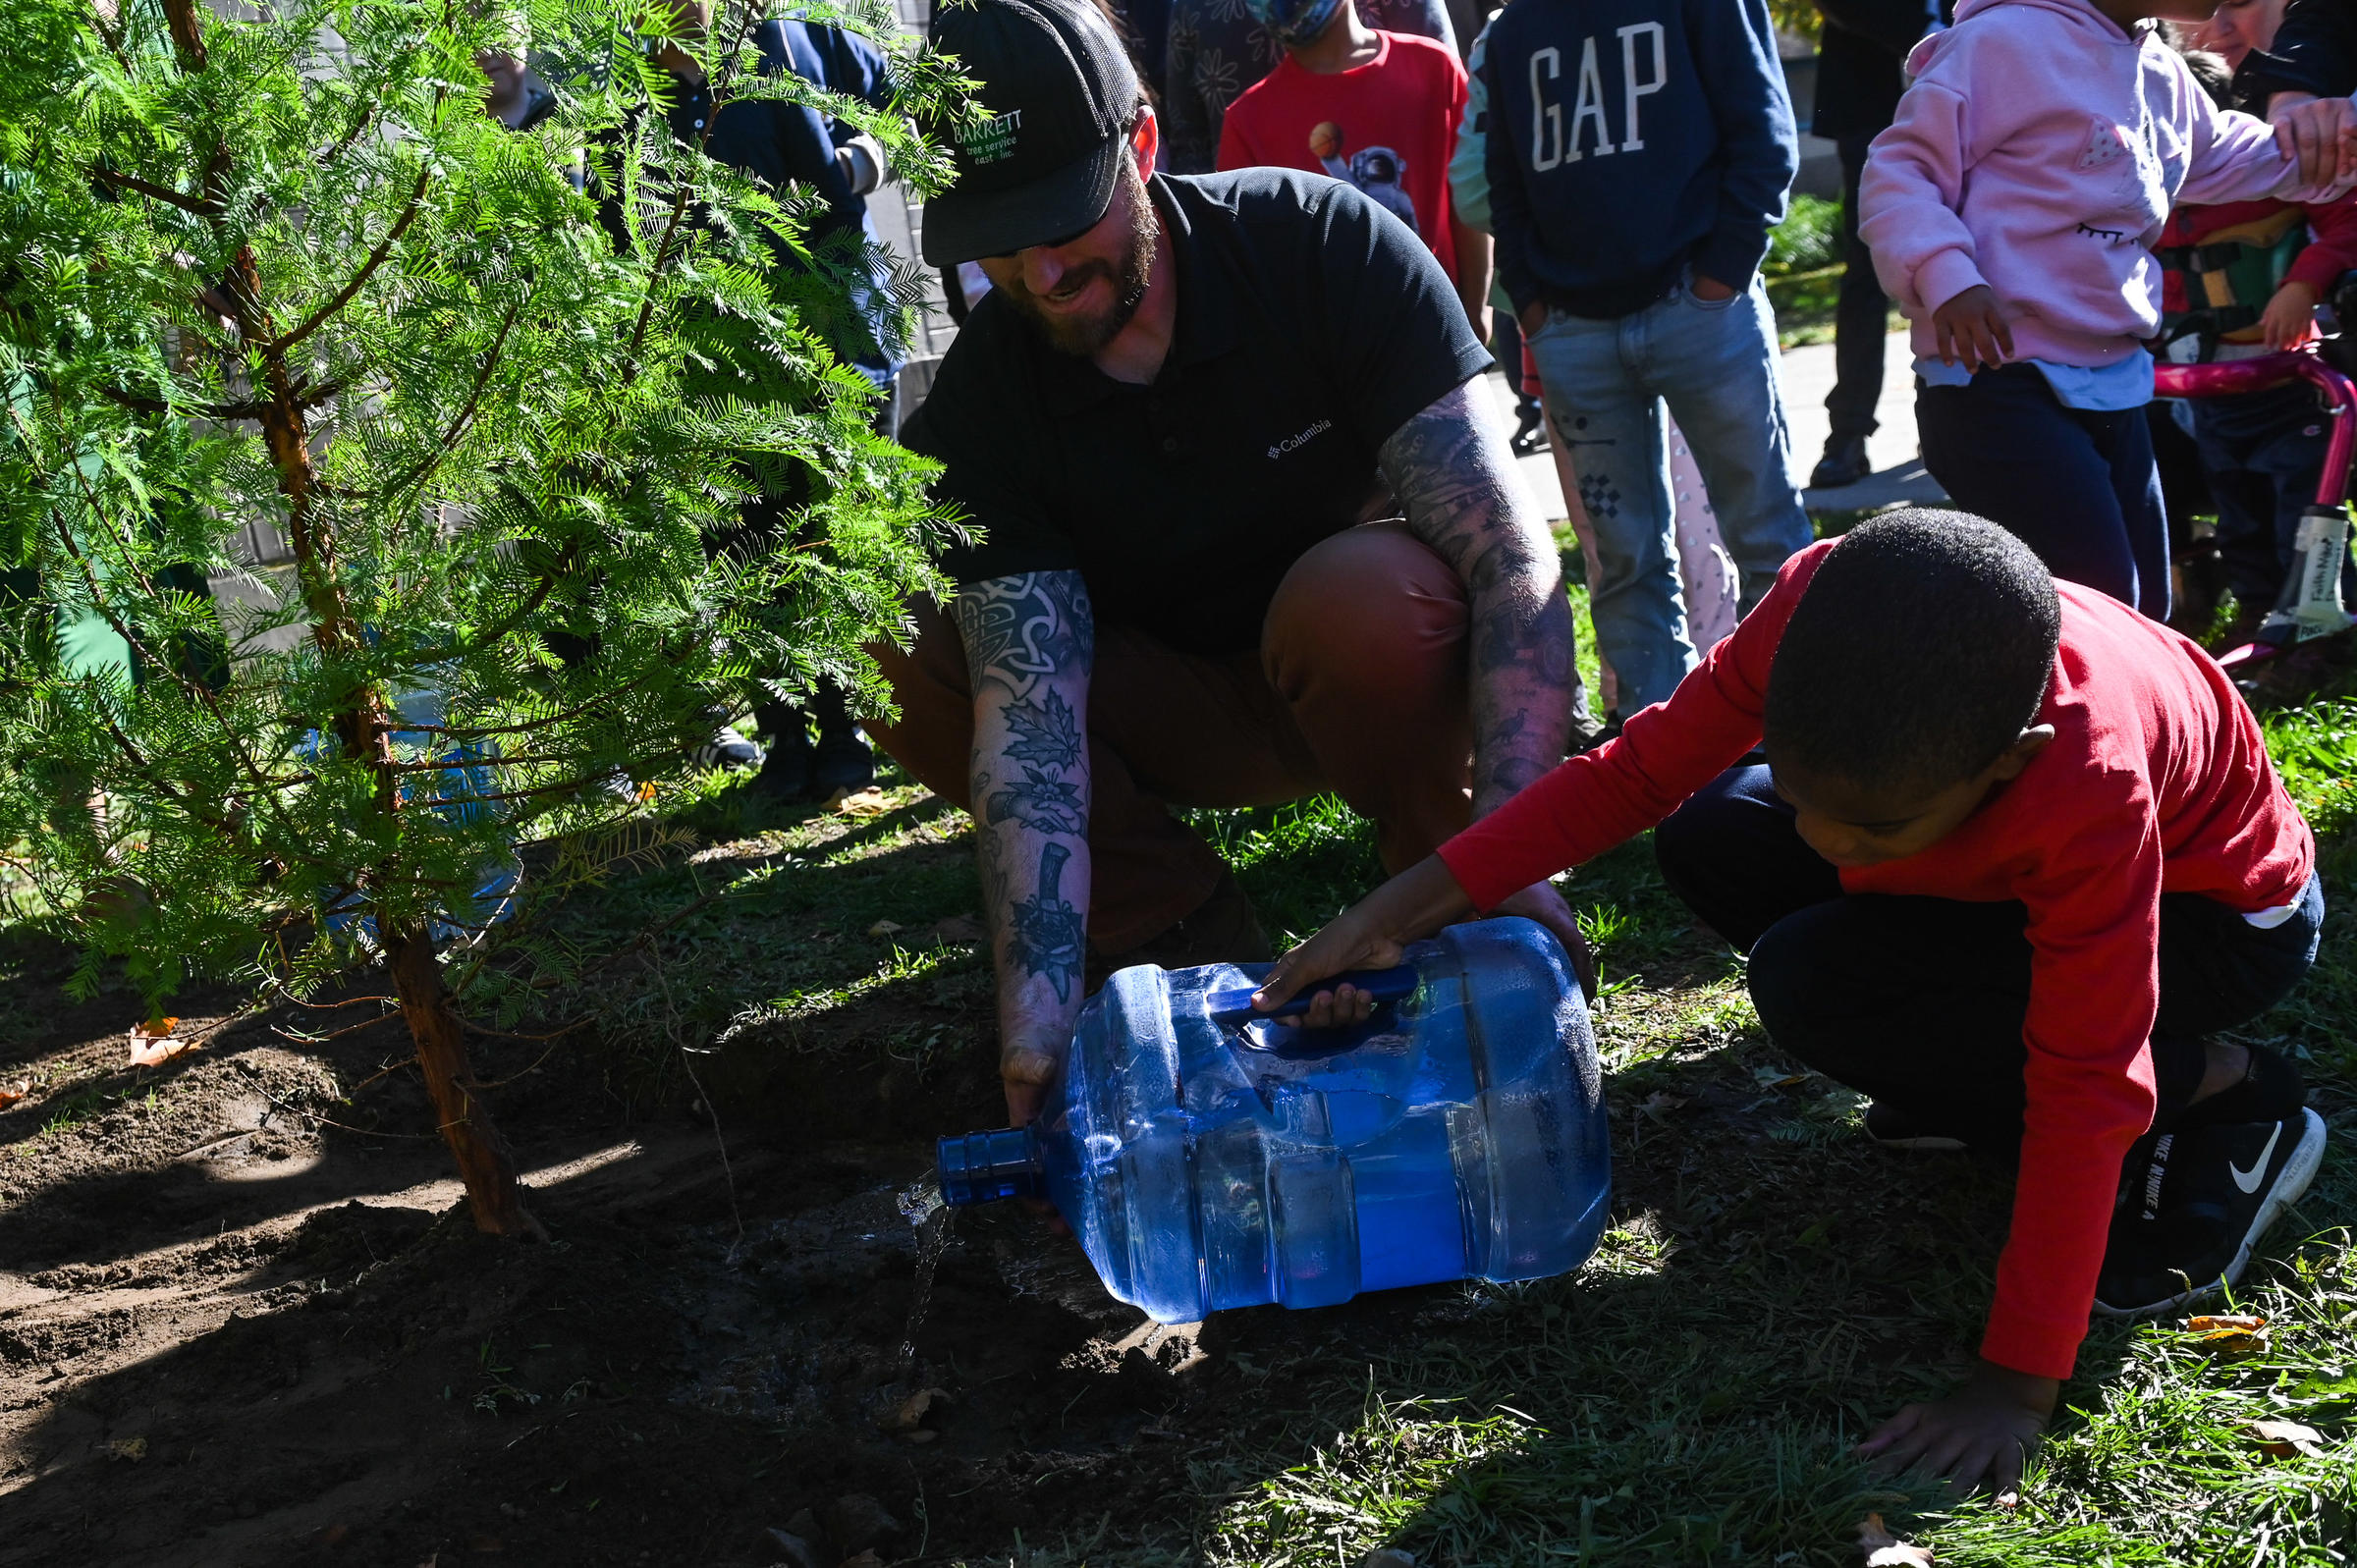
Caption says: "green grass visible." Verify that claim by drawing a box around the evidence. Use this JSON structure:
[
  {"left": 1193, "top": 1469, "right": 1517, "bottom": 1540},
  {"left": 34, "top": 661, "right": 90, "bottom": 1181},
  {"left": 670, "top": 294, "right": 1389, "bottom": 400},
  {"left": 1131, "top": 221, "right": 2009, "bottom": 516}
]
[
  {"left": 1766, "top": 194, "right": 1848, "bottom": 349},
  {"left": 11, "top": 626, "right": 2355, "bottom": 1565},
  {"left": 959, "top": 694, "right": 2354, "bottom": 1565},
  {"left": 477, "top": 677, "right": 2356, "bottom": 1565}
]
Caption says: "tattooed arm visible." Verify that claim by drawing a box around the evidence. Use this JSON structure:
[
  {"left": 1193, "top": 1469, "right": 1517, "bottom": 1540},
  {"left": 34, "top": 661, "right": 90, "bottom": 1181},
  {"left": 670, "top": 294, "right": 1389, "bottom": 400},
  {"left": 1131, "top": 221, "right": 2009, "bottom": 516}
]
[
  {"left": 950, "top": 570, "right": 1096, "bottom": 1125},
  {"left": 1381, "top": 380, "right": 1579, "bottom": 814},
  {"left": 1377, "top": 380, "right": 1596, "bottom": 990}
]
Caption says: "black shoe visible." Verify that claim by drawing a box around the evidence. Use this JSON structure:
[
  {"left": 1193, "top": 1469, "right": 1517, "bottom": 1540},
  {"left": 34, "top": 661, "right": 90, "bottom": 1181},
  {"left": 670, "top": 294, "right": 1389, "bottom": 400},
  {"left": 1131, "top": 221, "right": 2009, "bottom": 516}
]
[
  {"left": 1086, "top": 871, "right": 1273, "bottom": 991},
  {"left": 2093, "top": 1108, "right": 2327, "bottom": 1318},
  {"left": 1808, "top": 433, "right": 1872, "bottom": 491},
  {"left": 1509, "top": 400, "right": 1548, "bottom": 459},
  {"left": 750, "top": 704, "right": 814, "bottom": 799},
  {"left": 1863, "top": 1101, "right": 1969, "bottom": 1152},
  {"left": 810, "top": 727, "right": 875, "bottom": 799}
]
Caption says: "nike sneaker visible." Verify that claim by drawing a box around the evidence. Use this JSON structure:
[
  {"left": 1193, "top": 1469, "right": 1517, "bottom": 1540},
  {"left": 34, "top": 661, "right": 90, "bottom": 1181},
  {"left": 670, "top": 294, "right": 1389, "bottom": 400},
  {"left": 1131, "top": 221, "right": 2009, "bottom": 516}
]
[{"left": 2093, "top": 1108, "right": 2328, "bottom": 1318}]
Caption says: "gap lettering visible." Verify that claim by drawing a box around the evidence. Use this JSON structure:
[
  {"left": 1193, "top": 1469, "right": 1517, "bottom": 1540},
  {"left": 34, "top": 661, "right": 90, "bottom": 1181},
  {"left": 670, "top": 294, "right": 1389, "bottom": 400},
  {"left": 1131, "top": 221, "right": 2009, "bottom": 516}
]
[{"left": 1528, "top": 24, "right": 1667, "bottom": 171}]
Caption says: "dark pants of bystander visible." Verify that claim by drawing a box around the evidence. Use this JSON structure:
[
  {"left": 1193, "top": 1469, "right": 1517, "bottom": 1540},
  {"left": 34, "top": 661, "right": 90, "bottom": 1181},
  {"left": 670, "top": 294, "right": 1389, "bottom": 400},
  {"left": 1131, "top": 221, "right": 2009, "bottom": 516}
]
[
  {"left": 866, "top": 524, "right": 1481, "bottom": 952},
  {"left": 1650, "top": 761, "right": 2323, "bottom": 1152},
  {"left": 2190, "top": 384, "right": 2357, "bottom": 612},
  {"left": 1917, "top": 363, "right": 2172, "bottom": 620},
  {"left": 1826, "top": 133, "right": 1889, "bottom": 444}
]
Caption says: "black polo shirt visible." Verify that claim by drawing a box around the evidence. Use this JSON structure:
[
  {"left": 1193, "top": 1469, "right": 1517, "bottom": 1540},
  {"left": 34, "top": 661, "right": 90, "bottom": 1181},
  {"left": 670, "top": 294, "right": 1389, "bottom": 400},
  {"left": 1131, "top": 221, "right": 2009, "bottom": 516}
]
[{"left": 904, "top": 168, "right": 1492, "bottom": 656}]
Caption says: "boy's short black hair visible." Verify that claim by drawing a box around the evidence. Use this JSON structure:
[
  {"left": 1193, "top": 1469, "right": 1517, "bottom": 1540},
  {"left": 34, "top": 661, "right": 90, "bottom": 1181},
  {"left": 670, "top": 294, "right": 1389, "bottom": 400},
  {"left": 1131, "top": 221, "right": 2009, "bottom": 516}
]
[{"left": 1763, "top": 511, "right": 2061, "bottom": 794}]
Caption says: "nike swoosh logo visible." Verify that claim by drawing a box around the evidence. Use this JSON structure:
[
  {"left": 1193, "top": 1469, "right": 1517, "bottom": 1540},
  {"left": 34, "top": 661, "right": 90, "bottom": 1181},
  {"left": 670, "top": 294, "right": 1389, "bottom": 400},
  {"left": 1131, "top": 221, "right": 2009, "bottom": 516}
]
[{"left": 2229, "top": 1122, "right": 2283, "bottom": 1194}]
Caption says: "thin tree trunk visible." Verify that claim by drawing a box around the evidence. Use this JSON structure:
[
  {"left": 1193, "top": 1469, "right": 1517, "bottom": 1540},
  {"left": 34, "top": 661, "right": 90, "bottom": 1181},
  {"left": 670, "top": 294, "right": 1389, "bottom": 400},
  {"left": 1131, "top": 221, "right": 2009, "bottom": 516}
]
[{"left": 386, "top": 927, "right": 542, "bottom": 1238}]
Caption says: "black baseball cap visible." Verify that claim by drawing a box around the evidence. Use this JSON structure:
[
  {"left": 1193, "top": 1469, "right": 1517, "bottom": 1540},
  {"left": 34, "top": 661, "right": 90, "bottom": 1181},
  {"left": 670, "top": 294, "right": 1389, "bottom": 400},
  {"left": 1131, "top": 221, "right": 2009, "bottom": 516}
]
[{"left": 921, "top": 0, "right": 1141, "bottom": 265}]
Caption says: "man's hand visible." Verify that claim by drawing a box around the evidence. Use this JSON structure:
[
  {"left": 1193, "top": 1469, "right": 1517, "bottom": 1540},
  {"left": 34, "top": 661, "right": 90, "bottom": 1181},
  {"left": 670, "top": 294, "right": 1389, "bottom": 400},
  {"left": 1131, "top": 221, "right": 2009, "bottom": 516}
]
[
  {"left": 1688, "top": 272, "right": 1738, "bottom": 302},
  {"left": 2270, "top": 92, "right": 2357, "bottom": 194},
  {"left": 1001, "top": 1029, "right": 1066, "bottom": 1126},
  {"left": 1931, "top": 285, "right": 2013, "bottom": 372},
  {"left": 2261, "top": 279, "right": 2322, "bottom": 350},
  {"left": 1490, "top": 880, "right": 1598, "bottom": 999},
  {"left": 1518, "top": 298, "right": 1549, "bottom": 339},
  {"left": 1856, "top": 1360, "right": 2057, "bottom": 1495}
]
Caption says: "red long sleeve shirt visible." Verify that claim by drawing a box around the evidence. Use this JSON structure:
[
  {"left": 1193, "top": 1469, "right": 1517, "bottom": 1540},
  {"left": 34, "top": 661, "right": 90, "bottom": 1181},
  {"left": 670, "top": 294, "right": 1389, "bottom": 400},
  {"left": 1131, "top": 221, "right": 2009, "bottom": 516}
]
[{"left": 1440, "top": 542, "right": 2314, "bottom": 1378}]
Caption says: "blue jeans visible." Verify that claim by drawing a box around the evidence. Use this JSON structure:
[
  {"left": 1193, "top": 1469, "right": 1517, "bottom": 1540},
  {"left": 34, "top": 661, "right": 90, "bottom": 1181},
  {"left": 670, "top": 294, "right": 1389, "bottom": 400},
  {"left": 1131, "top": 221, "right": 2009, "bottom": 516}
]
[
  {"left": 1525, "top": 275, "right": 1814, "bottom": 713},
  {"left": 1917, "top": 364, "right": 2170, "bottom": 620}
]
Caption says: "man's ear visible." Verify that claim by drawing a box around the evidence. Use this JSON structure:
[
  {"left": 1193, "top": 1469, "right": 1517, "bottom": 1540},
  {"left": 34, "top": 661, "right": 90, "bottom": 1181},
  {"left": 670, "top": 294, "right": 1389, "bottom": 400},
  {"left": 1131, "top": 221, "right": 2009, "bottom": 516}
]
[
  {"left": 1991, "top": 724, "right": 2056, "bottom": 781},
  {"left": 1131, "top": 103, "right": 1160, "bottom": 176}
]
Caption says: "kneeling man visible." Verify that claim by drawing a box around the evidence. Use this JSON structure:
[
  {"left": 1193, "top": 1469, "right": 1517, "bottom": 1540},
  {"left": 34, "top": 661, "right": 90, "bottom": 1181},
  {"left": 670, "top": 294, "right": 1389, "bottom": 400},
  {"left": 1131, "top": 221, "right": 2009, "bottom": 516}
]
[{"left": 874, "top": 0, "right": 1591, "bottom": 1120}]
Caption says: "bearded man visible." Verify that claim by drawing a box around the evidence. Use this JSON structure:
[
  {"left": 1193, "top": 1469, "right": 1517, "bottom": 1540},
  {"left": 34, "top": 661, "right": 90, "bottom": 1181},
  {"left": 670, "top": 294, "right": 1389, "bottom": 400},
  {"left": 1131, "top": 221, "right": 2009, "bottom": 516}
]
[{"left": 871, "top": 0, "right": 1593, "bottom": 1122}]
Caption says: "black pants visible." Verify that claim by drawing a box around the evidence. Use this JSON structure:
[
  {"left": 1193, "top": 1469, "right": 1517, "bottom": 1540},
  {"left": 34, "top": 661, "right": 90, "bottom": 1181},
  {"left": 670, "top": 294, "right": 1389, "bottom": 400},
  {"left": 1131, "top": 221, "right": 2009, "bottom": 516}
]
[
  {"left": 1918, "top": 363, "right": 2171, "bottom": 620},
  {"left": 1652, "top": 762, "right": 2324, "bottom": 1149},
  {"left": 1827, "top": 134, "right": 1889, "bottom": 443},
  {"left": 2190, "top": 384, "right": 2357, "bottom": 611}
]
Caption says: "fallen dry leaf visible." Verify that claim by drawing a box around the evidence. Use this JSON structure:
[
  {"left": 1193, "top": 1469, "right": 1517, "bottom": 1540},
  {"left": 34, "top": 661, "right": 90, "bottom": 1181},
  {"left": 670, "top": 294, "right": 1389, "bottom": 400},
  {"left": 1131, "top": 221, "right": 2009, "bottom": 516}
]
[
  {"left": 1637, "top": 1091, "right": 1689, "bottom": 1119},
  {"left": 1992, "top": 1490, "right": 2020, "bottom": 1512},
  {"left": 2189, "top": 1314, "right": 2271, "bottom": 1354},
  {"left": 930, "top": 913, "right": 985, "bottom": 945},
  {"left": 1857, "top": 1514, "right": 1934, "bottom": 1567},
  {"left": 104, "top": 1436, "right": 147, "bottom": 1462},
  {"left": 0, "top": 1082, "right": 27, "bottom": 1108},
  {"left": 2245, "top": 1418, "right": 2327, "bottom": 1459},
  {"left": 839, "top": 1554, "right": 884, "bottom": 1568},
  {"left": 876, "top": 1385, "right": 950, "bottom": 1434},
  {"left": 834, "top": 786, "right": 892, "bottom": 817},
  {"left": 127, "top": 1017, "right": 192, "bottom": 1068},
  {"left": 866, "top": 919, "right": 904, "bottom": 940}
]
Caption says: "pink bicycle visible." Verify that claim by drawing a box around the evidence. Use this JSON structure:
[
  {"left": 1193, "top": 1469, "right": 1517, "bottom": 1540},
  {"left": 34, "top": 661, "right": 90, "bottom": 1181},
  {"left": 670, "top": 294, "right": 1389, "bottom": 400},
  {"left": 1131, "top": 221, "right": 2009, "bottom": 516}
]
[{"left": 2155, "top": 349, "right": 2357, "bottom": 672}]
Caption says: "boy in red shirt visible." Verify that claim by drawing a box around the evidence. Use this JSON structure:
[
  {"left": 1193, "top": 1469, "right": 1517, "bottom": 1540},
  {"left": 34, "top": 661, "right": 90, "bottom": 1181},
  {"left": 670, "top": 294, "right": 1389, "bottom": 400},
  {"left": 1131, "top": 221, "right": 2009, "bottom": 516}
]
[
  {"left": 1215, "top": 0, "right": 1486, "bottom": 334},
  {"left": 1253, "top": 511, "right": 2326, "bottom": 1493}
]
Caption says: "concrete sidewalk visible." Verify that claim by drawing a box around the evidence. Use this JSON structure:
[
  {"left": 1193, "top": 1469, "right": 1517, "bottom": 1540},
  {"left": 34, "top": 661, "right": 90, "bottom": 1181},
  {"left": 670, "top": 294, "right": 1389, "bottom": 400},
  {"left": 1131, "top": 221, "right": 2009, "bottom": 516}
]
[{"left": 1781, "top": 329, "right": 1948, "bottom": 513}]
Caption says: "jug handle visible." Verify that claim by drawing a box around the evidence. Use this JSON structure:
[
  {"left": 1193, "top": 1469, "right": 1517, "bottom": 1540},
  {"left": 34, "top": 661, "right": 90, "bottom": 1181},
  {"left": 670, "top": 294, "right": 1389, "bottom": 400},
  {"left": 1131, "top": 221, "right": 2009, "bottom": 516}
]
[{"left": 1203, "top": 964, "right": 1418, "bottom": 1026}]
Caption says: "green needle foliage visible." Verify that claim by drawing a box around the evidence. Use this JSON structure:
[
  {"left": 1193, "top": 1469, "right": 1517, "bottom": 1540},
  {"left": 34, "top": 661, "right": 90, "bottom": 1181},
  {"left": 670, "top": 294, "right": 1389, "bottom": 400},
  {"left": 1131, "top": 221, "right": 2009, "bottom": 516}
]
[{"left": 0, "top": 0, "right": 967, "bottom": 1229}]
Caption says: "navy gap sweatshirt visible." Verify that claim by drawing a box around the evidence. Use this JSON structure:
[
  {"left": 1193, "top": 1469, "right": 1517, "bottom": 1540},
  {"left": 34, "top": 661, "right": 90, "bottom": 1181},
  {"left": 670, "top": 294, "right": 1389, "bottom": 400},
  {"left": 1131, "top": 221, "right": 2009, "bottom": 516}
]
[{"left": 1483, "top": 0, "right": 1798, "bottom": 318}]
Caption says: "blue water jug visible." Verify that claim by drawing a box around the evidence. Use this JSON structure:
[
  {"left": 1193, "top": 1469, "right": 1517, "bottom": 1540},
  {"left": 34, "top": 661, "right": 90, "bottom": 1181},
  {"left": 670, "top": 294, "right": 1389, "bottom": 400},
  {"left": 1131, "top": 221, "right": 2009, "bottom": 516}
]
[{"left": 937, "top": 916, "right": 1610, "bottom": 1324}]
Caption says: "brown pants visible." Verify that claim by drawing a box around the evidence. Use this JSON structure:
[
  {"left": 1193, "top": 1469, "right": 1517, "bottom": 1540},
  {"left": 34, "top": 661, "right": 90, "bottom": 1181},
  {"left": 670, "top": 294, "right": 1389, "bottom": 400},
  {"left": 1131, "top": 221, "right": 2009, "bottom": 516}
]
[{"left": 865, "top": 525, "right": 1475, "bottom": 950}]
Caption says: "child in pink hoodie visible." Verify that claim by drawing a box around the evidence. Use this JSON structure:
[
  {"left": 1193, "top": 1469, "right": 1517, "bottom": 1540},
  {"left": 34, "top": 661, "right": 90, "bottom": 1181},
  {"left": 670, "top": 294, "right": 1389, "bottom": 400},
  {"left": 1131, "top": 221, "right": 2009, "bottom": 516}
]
[{"left": 1860, "top": 0, "right": 2323, "bottom": 620}]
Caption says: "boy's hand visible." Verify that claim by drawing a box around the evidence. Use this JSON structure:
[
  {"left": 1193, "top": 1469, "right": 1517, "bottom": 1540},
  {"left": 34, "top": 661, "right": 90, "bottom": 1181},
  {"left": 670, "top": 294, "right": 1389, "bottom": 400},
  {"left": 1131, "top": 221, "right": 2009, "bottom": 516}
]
[
  {"left": 2261, "top": 279, "right": 2322, "bottom": 350},
  {"left": 1253, "top": 855, "right": 1475, "bottom": 1018},
  {"left": 1517, "top": 299, "right": 1549, "bottom": 338},
  {"left": 1856, "top": 1359, "right": 2057, "bottom": 1494},
  {"left": 1931, "top": 285, "right": 2013, "bottom": 372}
]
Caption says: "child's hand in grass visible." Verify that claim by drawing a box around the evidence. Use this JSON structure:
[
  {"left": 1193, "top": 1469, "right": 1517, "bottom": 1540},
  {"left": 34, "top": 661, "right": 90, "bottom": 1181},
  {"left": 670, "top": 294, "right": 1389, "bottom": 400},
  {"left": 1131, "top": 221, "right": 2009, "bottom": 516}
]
[
  {"left": 1856, "top": 1358, "right": 2057, "bottom": 1494},
  {"left": 1930, "top": 286, "right": 2014, "bottom": 372},
  {"left": 2261, "top": 279, "right": 2322, "bottom": 351}
]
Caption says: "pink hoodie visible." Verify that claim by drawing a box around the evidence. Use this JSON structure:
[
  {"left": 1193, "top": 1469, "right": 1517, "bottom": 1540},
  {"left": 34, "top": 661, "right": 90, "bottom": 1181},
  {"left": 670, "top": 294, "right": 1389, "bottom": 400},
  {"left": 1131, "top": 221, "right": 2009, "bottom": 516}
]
[{"left": 1861, "top": 0, "right": 2295, "bottom": 369}]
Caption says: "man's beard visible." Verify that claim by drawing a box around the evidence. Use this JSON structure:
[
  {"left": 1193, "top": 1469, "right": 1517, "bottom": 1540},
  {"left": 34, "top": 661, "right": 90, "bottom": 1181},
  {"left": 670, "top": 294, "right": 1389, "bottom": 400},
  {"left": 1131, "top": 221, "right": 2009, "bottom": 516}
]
[{"left": 1003, "top": 165, "right": 1158, "bottom": 357}]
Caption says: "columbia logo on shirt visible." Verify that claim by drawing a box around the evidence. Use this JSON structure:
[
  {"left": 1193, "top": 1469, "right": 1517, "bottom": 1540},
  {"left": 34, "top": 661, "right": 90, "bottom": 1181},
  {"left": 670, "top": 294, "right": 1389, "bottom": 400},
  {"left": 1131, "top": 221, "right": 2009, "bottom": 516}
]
[{"left": 1269, "top": 419, "right": 1333, "bottom": 460}]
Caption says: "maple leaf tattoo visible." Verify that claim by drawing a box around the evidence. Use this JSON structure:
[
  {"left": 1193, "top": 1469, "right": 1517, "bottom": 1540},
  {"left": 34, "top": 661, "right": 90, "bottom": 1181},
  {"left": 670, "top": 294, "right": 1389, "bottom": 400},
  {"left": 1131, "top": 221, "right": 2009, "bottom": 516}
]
[
  {"left": 1009, "top": 841, "right": 1085, "bottom": 1002},
  {"left": 1004, "top": 690, "right": 1082, "bottom": 770},
  {"left": 985, "top": 765, "right": 1085, "bottom": 835}
]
